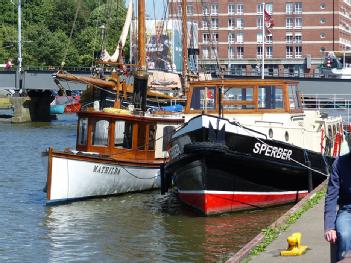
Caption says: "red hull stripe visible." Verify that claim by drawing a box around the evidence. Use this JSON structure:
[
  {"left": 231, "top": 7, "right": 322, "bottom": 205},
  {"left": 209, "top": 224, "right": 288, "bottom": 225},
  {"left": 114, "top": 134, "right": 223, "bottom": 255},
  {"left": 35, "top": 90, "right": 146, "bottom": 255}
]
[{"left": 178, "top": 191, "right": 308, "bottom": 215}]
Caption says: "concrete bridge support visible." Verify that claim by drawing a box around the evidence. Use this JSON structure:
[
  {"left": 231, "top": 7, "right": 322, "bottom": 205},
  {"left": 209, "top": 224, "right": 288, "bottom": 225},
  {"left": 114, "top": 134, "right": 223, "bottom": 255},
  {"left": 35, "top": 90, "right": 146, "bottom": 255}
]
[{"left": 9, "top": 90, "right": 54, "bottom": 123}]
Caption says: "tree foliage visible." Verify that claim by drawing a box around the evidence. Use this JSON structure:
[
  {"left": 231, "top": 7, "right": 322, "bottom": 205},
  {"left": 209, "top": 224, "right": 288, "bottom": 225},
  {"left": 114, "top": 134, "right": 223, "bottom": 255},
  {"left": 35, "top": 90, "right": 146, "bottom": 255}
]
[{"left": 0, "top": 0, "right": 127, "bottom": 67}]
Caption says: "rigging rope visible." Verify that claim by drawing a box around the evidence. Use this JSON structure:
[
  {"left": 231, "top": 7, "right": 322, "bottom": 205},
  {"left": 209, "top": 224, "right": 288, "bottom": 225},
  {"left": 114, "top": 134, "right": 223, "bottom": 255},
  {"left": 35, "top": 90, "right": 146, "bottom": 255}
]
[{"left": 61, "top": 0, "right": 81, "bottom": 68}]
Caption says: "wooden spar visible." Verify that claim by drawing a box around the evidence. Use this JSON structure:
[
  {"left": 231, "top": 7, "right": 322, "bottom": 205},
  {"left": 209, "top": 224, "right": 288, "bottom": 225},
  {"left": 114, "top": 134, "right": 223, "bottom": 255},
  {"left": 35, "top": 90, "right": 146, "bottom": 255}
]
[
  {"left": 54, "top": 72, "right": 176, "bottom": 99},
  {"left": 55, "top": 72, "right": 116, "bottom": 89},
  {"left": 181, "top": 0, "right": 188, "bottom": 90},
  {"left": 138, "top": 0, "right": 146, "bottom": 69}
]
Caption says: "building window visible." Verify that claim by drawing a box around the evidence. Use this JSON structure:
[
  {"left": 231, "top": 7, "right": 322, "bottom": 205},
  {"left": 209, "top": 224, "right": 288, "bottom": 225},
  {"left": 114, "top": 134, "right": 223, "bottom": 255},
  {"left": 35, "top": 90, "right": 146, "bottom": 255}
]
[
  {"left": 257, "top": 46, "right": 263, "bottom": 58},
  {"left": 228, "top": 18, "right": 235, "bottom": 29},
  {"left": 320, "top": 18, "right": 326, "bottom": 24},
  {"left": 257, "top": 32, "right": 263, "bottom": 43},
  {"left": 257, "top": 17, "right": 263, "bottom": 29},
  {"left": 286, "top": 3, "right": 293, "bottom": 14},
  {"left": 203, "top": 33, "right": 210, "bottom": 43},
  {"left": 211, "top": 33, "right": 219, "bottom": 43},
  {"left": 237, "top": 32, "right": 243, "bottom": 43},
  {"left": 177, "top": 5, "right": 182, "bottom": 16},
  {"left": 320, "top": 32, "right": 326, "bottom": 38},
  {"left": 211, "top": 47, "right": 218, "bottom": 59},
  {"left": 203, "top": 6, "right": 209, "bottom": 15},
  {"left": 320, "top": 47, "right": 326, "bottom": 52},
  {"left": 236, "top": 18, "right": 244, "bottom": 29},
  {"left": 202, "top": 20, "right": 208, "bottom": 29},
  {"left": 286, "top": 33, "right": 293, "bottom": 43},
  {"left": 228, "top": 4, "right": 235, "bottom": 15},
  {"left": 286, "top": 46, "right": 293, "bottom": 58},
  {"left": 257, "top": 3, "right": 263, "bottom": 14},
  {"left": 265, "top": 3, "right": 273, "bottom": 14},
  {"left": 203, "top": 48, "right": 209, "bottom": 59},
  {"left": 237, "top": 47, "right": 244, "bottom": 58},
  {"left": 295, "top": 17, "right": 302, "bottom": 29},
  {"left": 286, "top": 18, "right": 293, "bottom": 29},
  {"left": 237, "top": 4, "right": 244, "bottom": 15},
  {"left": 294, "top": 2, "right": 302, "bottom": 14},
  {"left": 320, "top": 3, "right": 326, "bottom": 9},
  {"left": 266, "top": 46, "right": 272, "bottom": 58},
  {"left": 211, "top": 18, "right": 218, "bottom": 29},
  {"left": 228, "top": 32, "right": 235, "bottom": 43},
  {"left": 186, "top": 5, "right": 193, "bottom": 15},
  {"left": 266, "top": 34, "right": 273, "bottom": 44},
  {"left": 295, "top": 46, "right": 302, "bottom": 58},
  {"left": 228, "top": 47, "right": 235, "bottom": 59},
  {"left": 295, "top": 33, "right": 302, "bottom": 44},
  {"left": 211, "top": 4, "right": 218, "bottom": 15}
]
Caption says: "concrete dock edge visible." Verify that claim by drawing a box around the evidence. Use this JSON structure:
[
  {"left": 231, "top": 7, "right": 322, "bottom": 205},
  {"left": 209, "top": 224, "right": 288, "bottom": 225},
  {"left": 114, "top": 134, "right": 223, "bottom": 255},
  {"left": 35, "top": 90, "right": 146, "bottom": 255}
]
[{"left": 225, "top": 179, "right": 328, "bottom": 263}]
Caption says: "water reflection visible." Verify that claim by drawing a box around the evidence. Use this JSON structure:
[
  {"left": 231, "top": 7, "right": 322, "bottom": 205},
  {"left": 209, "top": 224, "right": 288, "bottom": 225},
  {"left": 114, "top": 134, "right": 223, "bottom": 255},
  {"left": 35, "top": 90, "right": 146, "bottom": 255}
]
[{"left": 44, "top": 192, "right": 290, "bottom": 263}]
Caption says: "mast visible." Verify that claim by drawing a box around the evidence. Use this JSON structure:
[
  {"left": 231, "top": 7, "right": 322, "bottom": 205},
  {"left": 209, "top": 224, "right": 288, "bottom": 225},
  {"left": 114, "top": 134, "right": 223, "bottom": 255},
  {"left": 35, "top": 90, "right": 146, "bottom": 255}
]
[
  {"left": 261, "top": 2, "right": 265, "bottom": 80},
  {"left": 138, "top": 0, "right": 146, "bottom": 69},
  {"left": 17, "top": 0, "right": 23, "bottom": 92},
  {"left": 181, "top": 0, "right": 188, "bottom": 88}
]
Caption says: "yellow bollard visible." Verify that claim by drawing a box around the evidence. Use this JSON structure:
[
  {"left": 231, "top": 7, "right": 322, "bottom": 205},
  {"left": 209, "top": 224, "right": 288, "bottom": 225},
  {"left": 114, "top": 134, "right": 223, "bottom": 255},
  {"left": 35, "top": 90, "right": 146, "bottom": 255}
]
[{"left": 280, "top": 232, "right": 308, "bottom": 256}]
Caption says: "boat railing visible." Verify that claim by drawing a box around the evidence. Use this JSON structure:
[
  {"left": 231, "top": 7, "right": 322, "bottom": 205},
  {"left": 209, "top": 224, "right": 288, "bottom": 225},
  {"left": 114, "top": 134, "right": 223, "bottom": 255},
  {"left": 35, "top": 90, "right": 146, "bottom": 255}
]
[{"left": 303, "top": 94, "right": 351, "bottom": 123}]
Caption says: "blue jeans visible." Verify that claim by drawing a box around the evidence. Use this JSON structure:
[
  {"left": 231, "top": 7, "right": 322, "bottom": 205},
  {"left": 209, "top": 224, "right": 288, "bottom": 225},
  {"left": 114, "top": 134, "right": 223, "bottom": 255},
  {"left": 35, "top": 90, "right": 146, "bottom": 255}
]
[{"left": 336, "top": 205, "right": 351, "bottom": 261}]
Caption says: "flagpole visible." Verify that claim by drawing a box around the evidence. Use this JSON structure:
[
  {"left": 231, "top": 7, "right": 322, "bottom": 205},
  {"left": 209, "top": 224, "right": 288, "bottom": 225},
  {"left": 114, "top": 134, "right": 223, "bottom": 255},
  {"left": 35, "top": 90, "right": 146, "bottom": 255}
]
[{"left": 262, "top": 2, "right": 265, "bottom": 80}]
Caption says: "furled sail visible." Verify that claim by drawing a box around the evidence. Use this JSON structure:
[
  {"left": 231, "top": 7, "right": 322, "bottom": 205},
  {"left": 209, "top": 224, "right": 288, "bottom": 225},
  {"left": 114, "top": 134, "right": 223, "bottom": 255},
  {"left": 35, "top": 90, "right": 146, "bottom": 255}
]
[{"left": 101, "top": 0, "right": 133, "bottom": 62}]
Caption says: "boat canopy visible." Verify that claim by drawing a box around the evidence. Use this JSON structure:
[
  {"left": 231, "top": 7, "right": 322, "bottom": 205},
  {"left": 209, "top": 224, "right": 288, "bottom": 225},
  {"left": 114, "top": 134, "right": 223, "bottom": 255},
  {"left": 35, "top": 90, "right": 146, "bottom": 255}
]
[{"left": 185, "top": 79, "right": 303, "bottom": 114}]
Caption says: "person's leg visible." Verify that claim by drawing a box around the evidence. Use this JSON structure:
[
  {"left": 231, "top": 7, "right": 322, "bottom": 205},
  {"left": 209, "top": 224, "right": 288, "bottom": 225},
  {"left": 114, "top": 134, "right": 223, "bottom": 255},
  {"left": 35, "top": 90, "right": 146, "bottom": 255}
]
[{"left": 336, "top": 206, "right": 351, "bottom": 261}]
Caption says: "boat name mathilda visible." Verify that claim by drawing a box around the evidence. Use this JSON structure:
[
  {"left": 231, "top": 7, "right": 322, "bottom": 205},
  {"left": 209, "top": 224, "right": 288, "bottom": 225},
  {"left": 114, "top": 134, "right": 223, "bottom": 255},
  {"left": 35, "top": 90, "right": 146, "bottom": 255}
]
[
  {"left": 93, "top": 165, "right": 120, "bottom": 175},
  {"left": 253, "top": 142, "right": 292, "bottom": 160}
]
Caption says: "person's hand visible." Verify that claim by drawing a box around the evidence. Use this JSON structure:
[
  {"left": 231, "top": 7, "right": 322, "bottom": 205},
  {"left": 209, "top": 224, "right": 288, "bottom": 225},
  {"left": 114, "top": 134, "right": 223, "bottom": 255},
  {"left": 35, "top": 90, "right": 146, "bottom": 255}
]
[{"left": 324, "top": 229, "right": 337, "bottom": 244}]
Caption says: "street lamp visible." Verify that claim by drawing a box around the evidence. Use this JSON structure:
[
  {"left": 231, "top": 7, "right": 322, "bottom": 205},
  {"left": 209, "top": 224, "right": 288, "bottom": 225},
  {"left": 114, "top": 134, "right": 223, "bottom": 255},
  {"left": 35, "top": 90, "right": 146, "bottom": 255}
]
[{"left": 99, "top": 24, "right": 106, "bottom": 52}]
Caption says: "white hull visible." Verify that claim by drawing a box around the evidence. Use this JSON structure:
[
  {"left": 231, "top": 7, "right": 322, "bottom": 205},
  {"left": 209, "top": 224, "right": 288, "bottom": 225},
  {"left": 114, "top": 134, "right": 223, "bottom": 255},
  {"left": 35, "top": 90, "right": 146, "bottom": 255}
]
[{"left": 47, "top": 154, "right": 160, "bottom": 203}]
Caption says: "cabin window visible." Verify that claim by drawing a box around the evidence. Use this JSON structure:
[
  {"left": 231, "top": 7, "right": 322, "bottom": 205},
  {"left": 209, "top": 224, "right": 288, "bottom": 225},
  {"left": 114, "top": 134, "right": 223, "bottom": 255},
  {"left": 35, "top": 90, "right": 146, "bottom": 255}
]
[
  {"left": 288, "top": 84, "right": 302, "bottom": 110},
  {"left": 258, "top": 86, "right": 284, "bottom": 109},
  {"left": 148, "top": 125, "right": 156, "bottom": 150},
  {"left": 114, "top": 120, "right": 133, "bottom": 149},
  {"left": 162, "top": 126, "right": 176, "bottom": 151},
  {"left": 222, "top": 86, "right": 255, "bottom": 110},
  {"left": 78, "top": 118, "right": 88, "bottom": 145},
  {"left": 190, "top": 87, "right": 217, "bottom": 111},
  {"left": 92, "top": 119, "right": 109, "bottom": 146}
]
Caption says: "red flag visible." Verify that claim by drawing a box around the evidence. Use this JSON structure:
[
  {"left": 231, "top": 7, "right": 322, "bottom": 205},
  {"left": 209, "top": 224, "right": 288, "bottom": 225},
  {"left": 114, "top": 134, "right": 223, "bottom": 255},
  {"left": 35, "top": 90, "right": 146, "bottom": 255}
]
[{"left": 264, "top": 9, "right": 274, "bottom": 34}]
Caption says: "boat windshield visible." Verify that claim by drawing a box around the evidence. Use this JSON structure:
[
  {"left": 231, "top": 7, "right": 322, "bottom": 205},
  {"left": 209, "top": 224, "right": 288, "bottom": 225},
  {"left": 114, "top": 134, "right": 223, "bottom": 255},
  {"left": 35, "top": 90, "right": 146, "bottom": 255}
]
[
  {"left": 78, "top": 118, "right": 88, "bottom": 145},
  {"left": 187, "top": 81, "right": 302, "bottom": 114},
  {"left": 115, "top": 120, "right": 133, "bottom": 149},
  {"left": 92, "top": 119, "right": 109, "bottom": 146},
  {"left": 258, "top": 86, "right": 284, "bottom": 109},
  {"left": 288, "top": 84, "right": 302, "bottom": 110},
  {"left": 190, "top": 86, "right": 217, "bottom": 111}
]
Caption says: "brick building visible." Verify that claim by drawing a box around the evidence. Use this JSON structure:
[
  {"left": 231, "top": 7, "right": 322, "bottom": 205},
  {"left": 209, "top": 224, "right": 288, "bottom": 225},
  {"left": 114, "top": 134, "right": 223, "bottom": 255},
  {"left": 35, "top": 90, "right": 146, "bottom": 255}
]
[{"left": 168, "top": 0, "right": 351, "bottom": 76}]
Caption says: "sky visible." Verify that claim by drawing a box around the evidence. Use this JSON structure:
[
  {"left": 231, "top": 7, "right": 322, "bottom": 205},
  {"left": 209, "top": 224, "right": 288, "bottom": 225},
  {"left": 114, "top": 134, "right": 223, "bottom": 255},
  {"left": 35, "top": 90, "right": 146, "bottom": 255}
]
[{"left": 125, "top": 0, "right": 166, "bottom": 19}]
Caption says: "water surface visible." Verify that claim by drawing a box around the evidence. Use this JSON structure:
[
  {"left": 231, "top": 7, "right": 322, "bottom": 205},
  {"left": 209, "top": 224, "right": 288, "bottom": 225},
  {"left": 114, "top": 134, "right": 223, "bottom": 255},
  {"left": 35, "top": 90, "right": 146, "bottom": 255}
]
[{"left": 0, "top": 114, "right": 291, "bottom": 262}]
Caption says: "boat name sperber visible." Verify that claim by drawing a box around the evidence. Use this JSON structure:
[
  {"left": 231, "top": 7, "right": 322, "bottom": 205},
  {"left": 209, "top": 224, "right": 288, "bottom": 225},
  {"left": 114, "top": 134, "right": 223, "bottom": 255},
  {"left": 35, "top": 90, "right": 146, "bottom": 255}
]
[
  {"left": 93, "top": 165, "right": 121, "bottom": 175},
  {"left": 253, "top": 142, "right": 292, "bottom": 160}
]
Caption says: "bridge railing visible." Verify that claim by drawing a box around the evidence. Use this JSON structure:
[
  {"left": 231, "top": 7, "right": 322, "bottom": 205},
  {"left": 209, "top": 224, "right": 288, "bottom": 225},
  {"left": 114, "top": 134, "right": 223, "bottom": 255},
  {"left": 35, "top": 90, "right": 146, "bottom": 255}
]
[{"left": 0, "top": 66, "right": 91, "bottom": 72}]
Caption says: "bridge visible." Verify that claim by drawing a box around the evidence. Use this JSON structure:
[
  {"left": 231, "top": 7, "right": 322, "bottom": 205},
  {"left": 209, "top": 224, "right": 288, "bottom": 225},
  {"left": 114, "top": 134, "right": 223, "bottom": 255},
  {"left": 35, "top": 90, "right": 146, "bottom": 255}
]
[
  {"left": 0, "top": 67, "right": 350, "bottom": 95},
  {"left": 0, "top": 67, "right": 91, "bottom": 92}
]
